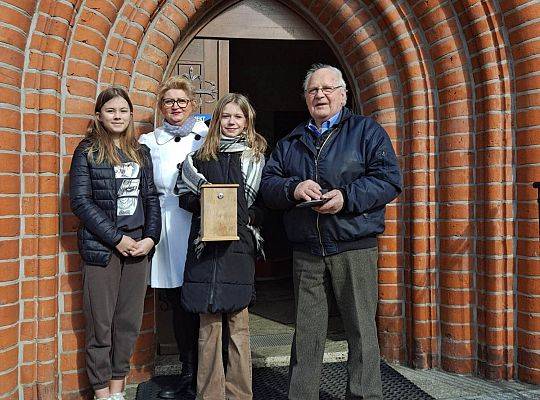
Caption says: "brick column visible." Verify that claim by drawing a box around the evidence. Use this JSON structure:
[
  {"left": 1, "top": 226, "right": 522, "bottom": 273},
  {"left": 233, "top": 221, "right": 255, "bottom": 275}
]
[
  {"left": 502, "top": 0, "right": 540, "bottom": 384},
  {"left": 0, "top": 1, "right": 37, "bottom": 399},
  {"left": 0, "top": 6, "right": 24, "bottom": 391}
]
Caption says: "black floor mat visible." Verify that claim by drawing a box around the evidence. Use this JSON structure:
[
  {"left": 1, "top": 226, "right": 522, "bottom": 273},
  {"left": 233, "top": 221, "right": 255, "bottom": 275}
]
[{"left": 136, "top": 361, "right": 435, "bottom": 399}]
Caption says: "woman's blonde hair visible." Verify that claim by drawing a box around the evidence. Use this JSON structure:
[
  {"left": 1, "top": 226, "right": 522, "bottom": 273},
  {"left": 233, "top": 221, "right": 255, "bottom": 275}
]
[
  {"left": 198, "top": 93, "right": 267, "bottom": 161},
  {"left": 86, "top": 87, "right": 144, "bottom": 166},
  {"left": 157, "top": 76, "right": 199, "bottom": 110}
]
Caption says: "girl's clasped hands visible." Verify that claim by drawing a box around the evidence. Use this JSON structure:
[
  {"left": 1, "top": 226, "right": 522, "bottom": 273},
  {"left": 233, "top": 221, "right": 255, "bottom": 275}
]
[{"left": 115, "top": 236, "right": 155, "bottom": 257}]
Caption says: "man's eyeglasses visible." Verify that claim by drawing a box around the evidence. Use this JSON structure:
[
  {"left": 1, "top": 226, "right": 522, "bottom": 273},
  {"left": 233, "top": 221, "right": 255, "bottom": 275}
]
[
  {"left": 306, "top": 85, "right": 343, "bottom": 96},
  {"left": 162, "top": 98, "right": 191, "bottom": 108}
]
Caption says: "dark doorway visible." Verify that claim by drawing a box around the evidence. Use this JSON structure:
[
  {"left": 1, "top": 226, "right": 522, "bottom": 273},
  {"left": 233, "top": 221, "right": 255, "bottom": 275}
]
[{"left": 229, "top": 39, "right": 352, "bottom": 149}]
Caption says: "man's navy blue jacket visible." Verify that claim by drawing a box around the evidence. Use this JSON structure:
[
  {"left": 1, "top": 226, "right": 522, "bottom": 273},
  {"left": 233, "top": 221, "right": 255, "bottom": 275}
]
[{"left": 261, "top": 108, "right": 402, "bottom": 256}]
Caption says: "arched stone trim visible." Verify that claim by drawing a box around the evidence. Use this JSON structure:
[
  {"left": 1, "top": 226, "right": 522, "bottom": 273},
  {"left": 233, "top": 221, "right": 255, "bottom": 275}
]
[
  {"left": 501, "top": 0, "right": 540, "bottom": 384},
  {"left": 0, "top": 0, "right": 34, "bottom": 396},
  {"left": 19, "top": 0, "right": 76, "bottom": 397},
  {"left": 58, "top": 3, "right": 116, "bottom": 395},
  {"left": 62, "top": 0, "right": 514, "bottom": 388},
  {"left": 370, "top": 0, "right": 440, "bottom": 370},
  {"left": 454, "top": 0, "right": 515, "bottom": 381},
  {"left": 411, "top": 0, "right": 477, "bottom": 375}
]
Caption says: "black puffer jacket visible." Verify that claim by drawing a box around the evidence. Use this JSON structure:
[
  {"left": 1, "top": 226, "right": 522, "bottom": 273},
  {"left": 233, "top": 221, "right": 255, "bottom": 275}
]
[
  {"left": 69, "top": 139, "right": 161, "bottom": 266},
  {"left": 179, "top": 151, "right": 263, "bottom": 314}
]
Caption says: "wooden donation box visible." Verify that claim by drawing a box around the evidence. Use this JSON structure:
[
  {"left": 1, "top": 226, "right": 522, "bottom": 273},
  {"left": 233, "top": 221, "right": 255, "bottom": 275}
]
[{"left": 200, "top": 184, "right": 239, "bottom": 241}]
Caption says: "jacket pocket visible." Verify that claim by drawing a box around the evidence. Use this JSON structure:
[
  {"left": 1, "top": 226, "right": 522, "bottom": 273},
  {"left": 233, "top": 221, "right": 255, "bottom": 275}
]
[{"left": 231, "top": 229, "right": 255, "bottom": 255}]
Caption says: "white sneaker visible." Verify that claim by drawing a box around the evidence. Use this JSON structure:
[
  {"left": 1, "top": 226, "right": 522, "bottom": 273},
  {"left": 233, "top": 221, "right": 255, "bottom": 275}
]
[{"left": 109, "top": 393, "right": 126, "bottom": 400}]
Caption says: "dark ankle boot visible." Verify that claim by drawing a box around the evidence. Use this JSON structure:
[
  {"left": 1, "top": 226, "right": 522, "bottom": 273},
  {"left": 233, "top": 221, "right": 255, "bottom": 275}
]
[
  {"left": 158, "top": 362, "right": 196, "bottom": 399},
  {"left": 157, "top": 384, "right": 182, "bottom": 399}
]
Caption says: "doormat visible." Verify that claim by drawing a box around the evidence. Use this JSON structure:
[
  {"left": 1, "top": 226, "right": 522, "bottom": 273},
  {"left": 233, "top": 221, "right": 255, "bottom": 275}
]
[{"left": 136, "top": 361, "right": 435, "bottom": 399}]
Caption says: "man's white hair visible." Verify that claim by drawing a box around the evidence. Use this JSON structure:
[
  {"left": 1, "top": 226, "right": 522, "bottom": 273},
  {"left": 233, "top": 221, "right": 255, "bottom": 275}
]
[{"left": 303, "top": 63, "right": 347, "bottom": 92}]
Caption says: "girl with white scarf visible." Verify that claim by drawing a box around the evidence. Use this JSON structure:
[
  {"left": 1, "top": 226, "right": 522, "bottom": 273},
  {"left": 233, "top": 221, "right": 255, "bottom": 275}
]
[{"left": 176, "top": 93, "right": 266, "bottom": 400}]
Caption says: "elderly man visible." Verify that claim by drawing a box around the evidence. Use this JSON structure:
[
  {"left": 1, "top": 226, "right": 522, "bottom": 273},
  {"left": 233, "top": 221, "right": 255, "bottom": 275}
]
[{"left": 260, "top": 64, "right": 402, "bottom": 399}]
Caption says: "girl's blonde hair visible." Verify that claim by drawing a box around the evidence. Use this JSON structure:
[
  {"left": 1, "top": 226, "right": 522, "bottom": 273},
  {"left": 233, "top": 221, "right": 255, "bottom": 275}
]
[
  {"left": 198, "top": 93, "right": 267, "bottom": 161},
  {"left": 86, "top": 87, "right": 144, "bottom": 166}
]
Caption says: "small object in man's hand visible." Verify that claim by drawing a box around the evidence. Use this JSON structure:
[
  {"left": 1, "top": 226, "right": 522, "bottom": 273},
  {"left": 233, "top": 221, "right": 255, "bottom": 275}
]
[{"left": 296, "top": 198, "right": 329, "bottom": 208}]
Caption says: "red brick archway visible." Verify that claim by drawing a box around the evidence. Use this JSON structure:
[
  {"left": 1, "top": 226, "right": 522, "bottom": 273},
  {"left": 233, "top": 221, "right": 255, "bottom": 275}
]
[{"left": 0, "top": 0, "right": 538, "bottom": 398}]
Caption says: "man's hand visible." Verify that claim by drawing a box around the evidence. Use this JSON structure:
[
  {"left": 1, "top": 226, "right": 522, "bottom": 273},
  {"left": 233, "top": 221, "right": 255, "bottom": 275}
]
[
  {"left": 294, "top": 179, "right": 322, "bottom": 201},
  {"left": 115, "top": 235, "right": 138, "bottom": 257},
  {"left": 130, "top": 237, "right": 155, "bottom": 257},
  {"left": 313, "top": 189, "right": 344, "bottom": 214}
]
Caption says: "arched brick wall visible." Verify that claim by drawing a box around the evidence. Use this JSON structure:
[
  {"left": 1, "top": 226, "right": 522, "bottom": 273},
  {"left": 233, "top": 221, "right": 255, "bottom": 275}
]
[{"left": 0, "top": 0, "right": 538, "bottom": 398}]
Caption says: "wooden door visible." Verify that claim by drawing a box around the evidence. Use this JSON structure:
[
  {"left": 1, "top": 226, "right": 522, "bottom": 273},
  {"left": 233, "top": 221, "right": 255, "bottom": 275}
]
[{"left": 173, "top": 38, "right": 229, "bottom": 115}]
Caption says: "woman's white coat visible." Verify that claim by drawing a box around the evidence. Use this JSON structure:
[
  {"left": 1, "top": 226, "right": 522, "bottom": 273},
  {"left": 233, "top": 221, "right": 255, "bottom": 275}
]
[{"left": 139, "top": 120, "right": 207, "bottom": 288}]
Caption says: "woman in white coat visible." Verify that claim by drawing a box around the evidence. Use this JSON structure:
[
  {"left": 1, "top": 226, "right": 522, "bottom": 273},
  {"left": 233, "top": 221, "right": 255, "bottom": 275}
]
[{"left": 139, "top": 76, "right": 207, "bottom": 398}]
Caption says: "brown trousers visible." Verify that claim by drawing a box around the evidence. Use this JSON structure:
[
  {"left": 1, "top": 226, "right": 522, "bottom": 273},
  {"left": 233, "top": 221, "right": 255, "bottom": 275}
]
[
  {"left": 83, "top": 253, "right": 149, "bottom": 390},
  {"left": 197, "top": 308, "right": 252, "bottom": 400}
]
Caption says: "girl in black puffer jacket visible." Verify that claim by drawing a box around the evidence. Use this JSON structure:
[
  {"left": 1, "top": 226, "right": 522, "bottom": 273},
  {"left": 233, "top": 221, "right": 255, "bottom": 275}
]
[
  {"left": 69, "top": 87, "right": 161, "bottom": 400},
  {"left": 177, "top": 93, "right": 266, "bottom": 400}
]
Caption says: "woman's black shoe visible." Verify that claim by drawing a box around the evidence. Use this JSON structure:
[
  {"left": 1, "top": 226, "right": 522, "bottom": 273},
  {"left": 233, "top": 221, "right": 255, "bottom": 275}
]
[
  {"left": 157, "top": 370, "right": 195, "bottom": 399},
  {"left": 157, "top": 385, "right": 181, "bottom": 399}
]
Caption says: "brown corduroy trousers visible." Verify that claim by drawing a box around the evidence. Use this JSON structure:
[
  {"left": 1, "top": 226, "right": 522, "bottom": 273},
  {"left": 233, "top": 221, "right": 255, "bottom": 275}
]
[{"left": 196, "top": 308, "right": 252, "bottom": 400}]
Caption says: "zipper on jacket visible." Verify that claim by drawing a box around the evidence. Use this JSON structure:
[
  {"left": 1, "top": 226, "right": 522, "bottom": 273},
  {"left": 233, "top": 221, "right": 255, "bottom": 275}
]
[
  {"left": 209, "top": 246, "right": 218, "bottom": 306},
  {"left": 209, "top": 154, "right": 233, "bottom": 307},
  {"left": 314, "top": 128, "right": 337, "bottom": 257},
  {"left": 113, "top": 163, "right": 118, "bottom": 228}
]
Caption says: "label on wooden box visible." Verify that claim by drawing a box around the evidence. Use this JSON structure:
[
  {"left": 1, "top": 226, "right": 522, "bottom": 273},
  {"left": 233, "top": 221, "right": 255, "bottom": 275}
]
[{"left": 200, "top": 184, "right": 240, "bottom": 241}]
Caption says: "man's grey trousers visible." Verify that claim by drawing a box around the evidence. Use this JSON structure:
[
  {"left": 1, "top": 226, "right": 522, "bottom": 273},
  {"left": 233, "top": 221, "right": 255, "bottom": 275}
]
[{"left": 288, "top": 247, "right": 383, "bottom": 400}]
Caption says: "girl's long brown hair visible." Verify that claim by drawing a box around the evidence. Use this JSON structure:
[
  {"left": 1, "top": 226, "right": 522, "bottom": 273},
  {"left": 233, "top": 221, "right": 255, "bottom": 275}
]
[
  {"left": 198, "top": 93, "right": 267, "bottom": 161},
  {"left": 86, "top": 87, "right": 144, "bottom": 166}
]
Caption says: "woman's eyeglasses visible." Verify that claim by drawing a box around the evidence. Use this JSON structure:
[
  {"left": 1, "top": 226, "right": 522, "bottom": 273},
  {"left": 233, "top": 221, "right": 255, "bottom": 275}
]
[{"left": 162, "top": 98, "right": 191, "bottom": 108}]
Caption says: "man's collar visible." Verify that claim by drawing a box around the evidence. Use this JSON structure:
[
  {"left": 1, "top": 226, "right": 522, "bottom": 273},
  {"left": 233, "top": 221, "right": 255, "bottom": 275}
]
[{"left": 306, "top": 109, "right": 342, "bottom": 135}]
